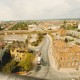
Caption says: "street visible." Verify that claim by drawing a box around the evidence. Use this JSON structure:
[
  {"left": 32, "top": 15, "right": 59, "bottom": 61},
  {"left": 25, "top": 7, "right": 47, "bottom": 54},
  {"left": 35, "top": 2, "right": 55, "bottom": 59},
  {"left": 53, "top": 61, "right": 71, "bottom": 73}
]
[
  {"left": 0, "top": 34, "right": 80, "bottom": 80},
  {"left": 31, "top": 34, "right": 80, "bottom": 80}
]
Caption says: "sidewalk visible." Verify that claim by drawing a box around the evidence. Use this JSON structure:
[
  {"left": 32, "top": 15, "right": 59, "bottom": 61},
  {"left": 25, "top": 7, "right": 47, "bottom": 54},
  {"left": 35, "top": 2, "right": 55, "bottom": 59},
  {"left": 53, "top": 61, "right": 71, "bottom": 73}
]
[{"left": 47, "top": 34, "right": 57, "bottom": 70}]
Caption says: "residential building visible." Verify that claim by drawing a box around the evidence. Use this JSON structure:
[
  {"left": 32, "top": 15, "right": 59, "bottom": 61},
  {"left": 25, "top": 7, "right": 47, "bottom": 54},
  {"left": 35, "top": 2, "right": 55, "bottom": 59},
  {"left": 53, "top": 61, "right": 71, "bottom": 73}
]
[
  {"left": 10, "top": 41, "right": 28, "bottom": 61},
  {"left": 57, "top": 28, "right": 66, "bottom": 36},
  {"left": 53, "top": 40, "right": 80, "bottom": 70}
]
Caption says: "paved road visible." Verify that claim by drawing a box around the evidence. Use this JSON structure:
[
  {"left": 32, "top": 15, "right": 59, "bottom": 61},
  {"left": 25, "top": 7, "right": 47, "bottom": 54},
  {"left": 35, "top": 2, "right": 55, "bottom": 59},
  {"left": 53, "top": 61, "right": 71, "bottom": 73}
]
[
  {"left": 0, "top": 33, "right": 80, "bottom": 80},
  {"left": 31, "top": 34, "right": 80, "bottom": 80},
  {"left": 0, "top": 73, "right": 46, "bottom": 80},
  {"left": 31, "top": 35, "right": 50, "bottom": 78}
]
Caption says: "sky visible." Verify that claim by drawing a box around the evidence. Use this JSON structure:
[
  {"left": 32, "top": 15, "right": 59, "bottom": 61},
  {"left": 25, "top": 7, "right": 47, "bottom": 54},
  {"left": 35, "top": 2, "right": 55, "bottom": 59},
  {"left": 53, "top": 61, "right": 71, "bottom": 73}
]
[{"left": 0, "top": 0, "right": 80, "bottom": 20}]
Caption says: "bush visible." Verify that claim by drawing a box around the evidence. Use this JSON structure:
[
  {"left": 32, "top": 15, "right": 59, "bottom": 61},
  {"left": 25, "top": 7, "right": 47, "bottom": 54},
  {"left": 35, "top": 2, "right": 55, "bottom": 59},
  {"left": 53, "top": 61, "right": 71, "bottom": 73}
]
[{"left": 30, "top": 33, "right": 44, "bottom": 46}]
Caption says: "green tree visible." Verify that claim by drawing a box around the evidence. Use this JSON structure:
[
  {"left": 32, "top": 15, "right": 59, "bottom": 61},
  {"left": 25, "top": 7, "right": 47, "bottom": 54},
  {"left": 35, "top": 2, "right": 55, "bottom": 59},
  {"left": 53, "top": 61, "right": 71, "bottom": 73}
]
[
  {"left": 11, "top": 22, "right": 28, "bottom": 30},
  {"left": 2, "top": 60, "right": 17, "bottom": 73},
  {"left": 64, "top": 38, "right": 68, "bottom": 43},
  {"left": 18, "top": 53, "right": 35, "bottom": 71},
  {"left": 25, "top": 39, "right": 28, "bottom": 44},
  {"left": 63, "top": 20, "right": 67, "bottom": 25},
  {"left": 31, "top": 41, "right": 38, "bottom": 46}
]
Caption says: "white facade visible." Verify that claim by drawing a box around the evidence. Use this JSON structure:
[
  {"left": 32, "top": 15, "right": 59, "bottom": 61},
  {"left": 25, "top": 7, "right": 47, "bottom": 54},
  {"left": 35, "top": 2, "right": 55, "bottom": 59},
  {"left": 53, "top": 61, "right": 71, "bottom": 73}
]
[
  {"left": 78, "top": 24, "right": 80, "bottom": 29},
  {"left": 28, "top": 24, "right": 37, "bottom": 31},
  {"left": 48, "top": 26, "right": 60, "bottom": 30}
]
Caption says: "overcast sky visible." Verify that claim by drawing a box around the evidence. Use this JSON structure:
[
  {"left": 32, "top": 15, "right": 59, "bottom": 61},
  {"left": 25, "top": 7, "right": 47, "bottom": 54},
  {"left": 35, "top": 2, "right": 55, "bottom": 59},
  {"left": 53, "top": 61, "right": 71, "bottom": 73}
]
[{"left": 0, "top": 0, "right": 80, "bottom": 20}]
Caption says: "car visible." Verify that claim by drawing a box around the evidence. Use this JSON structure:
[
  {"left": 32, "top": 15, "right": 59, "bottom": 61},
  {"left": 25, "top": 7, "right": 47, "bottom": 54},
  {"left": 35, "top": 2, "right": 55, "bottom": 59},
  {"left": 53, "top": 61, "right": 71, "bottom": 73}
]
[{"left": 37, "top": 56, "right": 41, "bottom": 65}]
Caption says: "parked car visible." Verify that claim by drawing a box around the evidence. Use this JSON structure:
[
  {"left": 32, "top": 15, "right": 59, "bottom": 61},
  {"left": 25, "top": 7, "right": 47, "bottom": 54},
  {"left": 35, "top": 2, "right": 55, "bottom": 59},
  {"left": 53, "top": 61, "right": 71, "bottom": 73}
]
[{"left": 37, "top": 56, "right": 41, "bottom": 65}]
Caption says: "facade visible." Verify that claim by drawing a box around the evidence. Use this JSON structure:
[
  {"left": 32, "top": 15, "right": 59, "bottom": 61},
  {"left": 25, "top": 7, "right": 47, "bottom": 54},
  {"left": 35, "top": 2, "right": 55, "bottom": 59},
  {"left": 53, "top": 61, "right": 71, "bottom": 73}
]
[
  {"left": 57, "top": 28, "right": 66, "bottom": 36},
  {"left": 10, "top": 47, "right": 27, "bottom": 61},
  {"left": 78, "top": 24, "right": 80, "bottom": 29},
  {"left": 10, "top": 41, "right": 28, "bottom": 61},
  {"left": 53, "top": 40, "right": 80, "bottom": 70},
  {"left": 66, "top": 30, "right": 80, "bottom": 39}
]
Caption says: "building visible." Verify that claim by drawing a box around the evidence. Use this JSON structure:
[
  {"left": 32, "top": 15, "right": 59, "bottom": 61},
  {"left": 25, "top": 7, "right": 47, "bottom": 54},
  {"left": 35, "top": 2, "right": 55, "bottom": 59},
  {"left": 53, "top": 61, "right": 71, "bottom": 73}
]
[
  {"left": 48, "top": 26, "right": 60, "bottom": 30},
  {"left": 28, "top": 24, "right": 37, "bottom": 31},
  {"left": 10, "top": 41, "right": 28, "bottom": 61},
  {"left": 78, "top": 24, "right": 80, "bottom": 29},
  {"left": 57, "top": 28, "right": 66, "bottom": 36},
  {"left": 53, "top": 40, "right": 80, "bottom": 70}
]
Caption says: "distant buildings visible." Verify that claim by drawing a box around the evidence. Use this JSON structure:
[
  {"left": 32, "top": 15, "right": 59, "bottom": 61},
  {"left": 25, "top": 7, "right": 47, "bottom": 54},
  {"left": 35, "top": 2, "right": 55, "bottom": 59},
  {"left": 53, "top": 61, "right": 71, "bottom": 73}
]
[
  {"left": 48, "top": 26, "right": 60, "bottom": 30},
  {"left": 53, "top": 26, "right": 80, "bottom": 70},
  {"left": 28, "top": 24, "right": 37, "bottom": 31}
]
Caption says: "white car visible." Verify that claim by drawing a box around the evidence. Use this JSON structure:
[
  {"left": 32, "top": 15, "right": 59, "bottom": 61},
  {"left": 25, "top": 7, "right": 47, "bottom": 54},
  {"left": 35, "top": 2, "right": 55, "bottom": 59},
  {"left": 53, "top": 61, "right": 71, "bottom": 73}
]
[{"left": 37, "top": 56, "right": 41, "bottom": 65}]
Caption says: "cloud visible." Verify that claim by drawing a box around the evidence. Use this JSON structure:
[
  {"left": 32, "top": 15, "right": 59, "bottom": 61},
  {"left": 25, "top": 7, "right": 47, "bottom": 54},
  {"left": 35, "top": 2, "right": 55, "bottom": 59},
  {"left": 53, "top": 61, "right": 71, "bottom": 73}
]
[
  {"left": 0, "top": 2, "right": 16, "bottom": 20},
  {"left": 0, "top": 0, "right": 80, "bottom": 20}
]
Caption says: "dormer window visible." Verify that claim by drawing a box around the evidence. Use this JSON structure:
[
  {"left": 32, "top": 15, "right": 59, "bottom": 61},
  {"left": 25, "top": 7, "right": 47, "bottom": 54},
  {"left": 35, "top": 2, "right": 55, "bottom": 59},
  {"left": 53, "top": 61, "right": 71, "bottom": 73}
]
[{"left": 61, "top": 57, "right": 62, "bottom": 61}]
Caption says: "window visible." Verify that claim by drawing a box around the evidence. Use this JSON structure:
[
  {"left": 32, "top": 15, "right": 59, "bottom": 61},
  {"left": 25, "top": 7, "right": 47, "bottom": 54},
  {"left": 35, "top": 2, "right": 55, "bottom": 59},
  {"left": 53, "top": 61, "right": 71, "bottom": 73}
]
[
  {"left": 61, "top": 57, "right": 62, "bottom": 60},
  {"left": 20, "top": 57, "right": 21, "bottom": 60},
  {"left": 17, "top": 50, "right": 19, "bottom": 52}
]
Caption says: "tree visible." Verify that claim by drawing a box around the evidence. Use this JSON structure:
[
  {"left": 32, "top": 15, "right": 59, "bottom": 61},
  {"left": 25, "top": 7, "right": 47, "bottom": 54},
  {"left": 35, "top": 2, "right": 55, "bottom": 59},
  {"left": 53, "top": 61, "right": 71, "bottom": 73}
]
[
  {"left": 37, "top": 33, "right": 43, "bottom": 41},
  {"left": 60, "top": 24, "right": 65, "bottom": 29},
  {"left": 11, "top": 22, "right": 28, "bottom": 30},
  {"left": 2, "top": 60, "right": 17, "bottom": 73},
  {"left": 64, "top": 38, "right": 68, "bottom": 43},
  {"left": 18, "top": 53, "right": 35, "bottom": 71},
  {"left": 63, "top": 20, "right": 67, "bottom": 25},
  {"left": 25, "top": 39, "right": 28, "bottom": 44}
]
